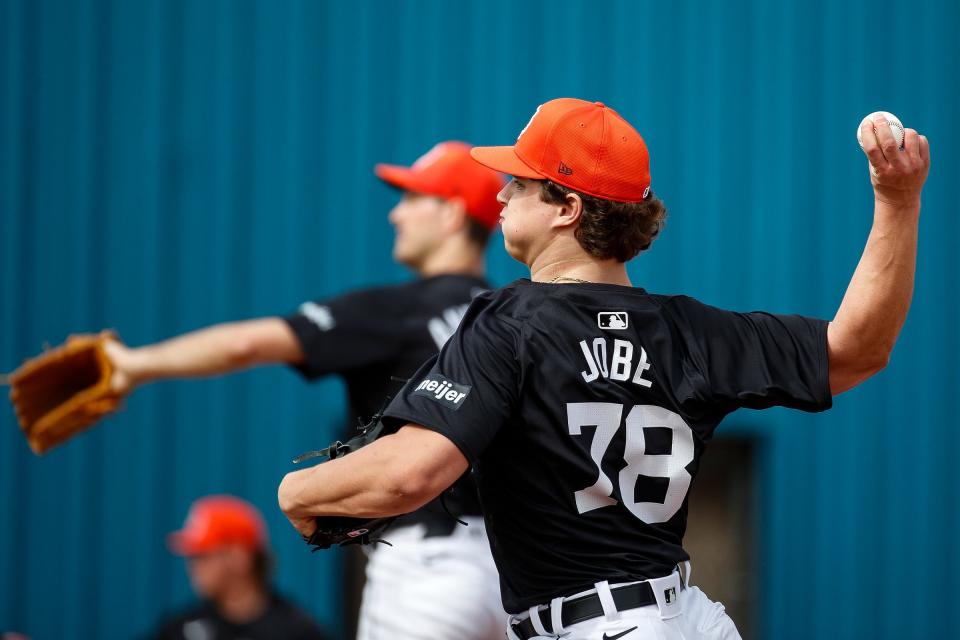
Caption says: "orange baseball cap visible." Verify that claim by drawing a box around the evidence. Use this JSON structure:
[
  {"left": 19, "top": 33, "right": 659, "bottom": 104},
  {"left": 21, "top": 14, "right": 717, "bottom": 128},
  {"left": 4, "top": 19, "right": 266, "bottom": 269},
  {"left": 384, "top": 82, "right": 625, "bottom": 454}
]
[
  {"left": 375, "top": 141, "right": 506, "bottom": 229},
  {"left": 167, "top": 495, "right": 268, "bottom": 555},
  {"left": 470, "top": 98, "right": 651, "bottom": 203}
]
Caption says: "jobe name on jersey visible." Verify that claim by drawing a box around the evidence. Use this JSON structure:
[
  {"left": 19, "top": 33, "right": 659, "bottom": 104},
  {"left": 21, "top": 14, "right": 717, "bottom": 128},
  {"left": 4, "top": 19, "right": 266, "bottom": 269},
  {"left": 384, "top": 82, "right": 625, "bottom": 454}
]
[{"left": 578, "top": 336, "right": 653, "bottom": 388}]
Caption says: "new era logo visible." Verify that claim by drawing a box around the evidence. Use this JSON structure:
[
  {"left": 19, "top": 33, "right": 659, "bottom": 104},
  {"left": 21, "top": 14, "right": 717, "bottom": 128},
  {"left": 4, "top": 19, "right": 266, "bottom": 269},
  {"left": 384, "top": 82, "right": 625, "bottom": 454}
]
[
  {"left": 597, "top": 312, "right": 628, "bottom": 330},
  {"left": 558, "top": 161, "right": 574, "bottom": 175}
]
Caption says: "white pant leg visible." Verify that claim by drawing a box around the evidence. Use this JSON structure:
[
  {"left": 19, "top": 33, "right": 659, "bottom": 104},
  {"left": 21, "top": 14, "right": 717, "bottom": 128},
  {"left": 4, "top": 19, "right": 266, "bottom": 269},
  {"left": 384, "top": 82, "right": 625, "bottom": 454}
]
[
  {"left": 670, "top": 586, "right": 742, "bottom": 640},
  {"left": 508, "top": 585, "right": 741, "bottom": 640},
  {"left": 356, "top": 520, "right": 505, "bottom": 640}
]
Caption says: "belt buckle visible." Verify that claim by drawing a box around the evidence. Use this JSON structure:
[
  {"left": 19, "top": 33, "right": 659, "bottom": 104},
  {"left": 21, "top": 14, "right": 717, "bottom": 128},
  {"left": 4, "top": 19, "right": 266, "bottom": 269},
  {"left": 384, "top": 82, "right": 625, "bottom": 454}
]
[{"left": 647, "top": 573, "right": 683, "bottom": 619}]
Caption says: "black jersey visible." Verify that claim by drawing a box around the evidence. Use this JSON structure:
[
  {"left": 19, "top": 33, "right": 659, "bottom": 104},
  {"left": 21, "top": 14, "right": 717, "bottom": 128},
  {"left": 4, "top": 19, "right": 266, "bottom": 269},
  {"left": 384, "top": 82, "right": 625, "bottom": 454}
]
[
  {"left": 153, "top": 592, "right": 329, "bottom": 640},
  {"left": 284, "top": 273, "right": 489, "bottom": 520},
  {"left": 383, "top": 279, "right": 832, "bottom": 613}
]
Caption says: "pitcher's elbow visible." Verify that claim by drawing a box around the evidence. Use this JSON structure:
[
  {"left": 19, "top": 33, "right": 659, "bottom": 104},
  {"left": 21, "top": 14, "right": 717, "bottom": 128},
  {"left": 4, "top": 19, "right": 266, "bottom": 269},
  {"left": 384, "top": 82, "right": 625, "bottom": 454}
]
[
  {"left": 853, "top": 350, "right": 892, "bottom": 387},
  {"left": 226, "top": 333, "right": 260, "bottom": 367},
  {"left": 387, "top": 468, "right": 438, "bottom": 513},
  {"left": 867, "top": 343, "right": 894, "bottom": 375},
  {"left": 277, "top": 474, "right": 299, "bottom": 516}
]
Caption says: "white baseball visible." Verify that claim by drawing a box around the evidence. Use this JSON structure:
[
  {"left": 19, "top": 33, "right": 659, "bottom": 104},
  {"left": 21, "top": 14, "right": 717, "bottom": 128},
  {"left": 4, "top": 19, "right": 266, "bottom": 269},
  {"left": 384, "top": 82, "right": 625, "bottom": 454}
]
[{"left": 857, "top": 111, "right": 905, "bottom": 149}]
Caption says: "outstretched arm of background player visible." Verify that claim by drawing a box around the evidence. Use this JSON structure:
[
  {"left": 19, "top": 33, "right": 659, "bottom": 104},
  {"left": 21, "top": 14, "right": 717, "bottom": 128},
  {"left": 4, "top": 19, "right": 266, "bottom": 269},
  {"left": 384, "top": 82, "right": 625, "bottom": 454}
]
[
  {"left": 104, "top": 318, "right": 306, "bottom": 395},
  {"left": 827, "top": 115, "right": 930, "bottom": 395},
  {"left": 277, "top": 423, "right": 467, "bottom": 536}
]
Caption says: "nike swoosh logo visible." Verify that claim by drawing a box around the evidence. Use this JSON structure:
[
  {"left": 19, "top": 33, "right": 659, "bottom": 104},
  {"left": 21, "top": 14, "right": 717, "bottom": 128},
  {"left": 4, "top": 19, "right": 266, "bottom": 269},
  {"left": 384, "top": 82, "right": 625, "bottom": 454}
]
[{"left": 602, "top": 627, "right": 638, "bottom": 640}]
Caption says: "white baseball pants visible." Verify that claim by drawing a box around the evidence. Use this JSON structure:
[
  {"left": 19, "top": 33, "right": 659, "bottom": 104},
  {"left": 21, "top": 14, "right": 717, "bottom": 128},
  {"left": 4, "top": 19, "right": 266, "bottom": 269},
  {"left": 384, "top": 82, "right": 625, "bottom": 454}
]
[
  {"left": 356, "top": 517, "right": 505, "bottom": 640},
  {"left": 506, "top": 570, "right": 742, "bottom": 640}
]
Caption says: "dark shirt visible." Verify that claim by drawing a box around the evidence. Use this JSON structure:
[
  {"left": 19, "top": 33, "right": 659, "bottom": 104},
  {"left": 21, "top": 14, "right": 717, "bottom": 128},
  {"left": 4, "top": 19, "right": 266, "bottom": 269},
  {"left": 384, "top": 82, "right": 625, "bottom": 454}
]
[
  {"left": 384, "top": 279, "right": 832, "bottom": 612},
  {"left": 284, "top": 274, "right": 490, "bottom": 521},
  {"left": 153, "top": 592, "right": 328, "bottom": 640}
]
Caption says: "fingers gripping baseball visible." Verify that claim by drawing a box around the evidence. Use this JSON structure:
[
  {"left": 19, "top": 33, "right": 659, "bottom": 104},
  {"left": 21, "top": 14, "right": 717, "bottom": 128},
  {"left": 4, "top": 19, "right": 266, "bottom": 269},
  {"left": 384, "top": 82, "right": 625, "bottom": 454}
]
[{"left": 858, "top": 112, "right": 930, "bottom": 204}]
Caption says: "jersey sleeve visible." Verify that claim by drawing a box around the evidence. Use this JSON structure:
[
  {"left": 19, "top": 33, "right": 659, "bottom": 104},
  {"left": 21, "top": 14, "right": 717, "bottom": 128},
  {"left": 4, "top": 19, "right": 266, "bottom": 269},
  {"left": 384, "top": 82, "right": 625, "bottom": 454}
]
[
  {"left": 668, "top": 297, "right": 832, "bottom": 413},
  {"left": 382, "top": 298, "right": 522, "bottom": 465},
  {"left": 283, "top": 287, "right": 411, "bottom": 379}
]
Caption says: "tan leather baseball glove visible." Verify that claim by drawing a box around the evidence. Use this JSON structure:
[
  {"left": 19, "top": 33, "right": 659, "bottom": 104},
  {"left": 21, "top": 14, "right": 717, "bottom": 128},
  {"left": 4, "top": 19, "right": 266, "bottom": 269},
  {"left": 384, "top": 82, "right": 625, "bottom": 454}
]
[{"left": 8, "top": 332, "right": 123, "bottom": 454}]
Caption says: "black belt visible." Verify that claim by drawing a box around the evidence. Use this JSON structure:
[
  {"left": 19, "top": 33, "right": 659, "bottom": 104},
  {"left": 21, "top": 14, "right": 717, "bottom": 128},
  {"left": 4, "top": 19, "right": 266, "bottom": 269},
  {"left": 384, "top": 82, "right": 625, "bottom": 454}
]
[{"left": 510, "top": 581, "right": 672, "bottom": 640}]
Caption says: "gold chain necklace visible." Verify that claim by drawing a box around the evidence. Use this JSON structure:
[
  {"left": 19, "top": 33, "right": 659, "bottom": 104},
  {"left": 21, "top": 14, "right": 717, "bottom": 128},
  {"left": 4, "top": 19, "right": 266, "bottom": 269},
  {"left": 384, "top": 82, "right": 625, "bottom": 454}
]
[{"left": 549, "top": 275, "right": 593, "bottom": 284}]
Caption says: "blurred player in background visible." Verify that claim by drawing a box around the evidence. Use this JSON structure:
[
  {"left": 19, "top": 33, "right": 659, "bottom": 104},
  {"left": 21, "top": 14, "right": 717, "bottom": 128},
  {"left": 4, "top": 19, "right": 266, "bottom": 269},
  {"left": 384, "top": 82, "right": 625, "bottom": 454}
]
[
  {"left": 154, "top": 494, "right": 328, "bottom": 640},
  {"left": 278, "top": 100, "right": 930, "bottom": 639},
  {"left": 104, "top": 141, "right": 507, "bottom": 639}
]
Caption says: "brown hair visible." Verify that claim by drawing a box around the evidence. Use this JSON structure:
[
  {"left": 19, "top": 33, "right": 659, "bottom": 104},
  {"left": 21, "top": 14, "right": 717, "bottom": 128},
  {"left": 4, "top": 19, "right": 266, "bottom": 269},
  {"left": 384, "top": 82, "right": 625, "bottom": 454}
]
[
  {"left": 465, "top": 216, "right": 493, "bottom": 249},
  {"left": 538, "top": 180, "right": 667, "bottom": 262}
]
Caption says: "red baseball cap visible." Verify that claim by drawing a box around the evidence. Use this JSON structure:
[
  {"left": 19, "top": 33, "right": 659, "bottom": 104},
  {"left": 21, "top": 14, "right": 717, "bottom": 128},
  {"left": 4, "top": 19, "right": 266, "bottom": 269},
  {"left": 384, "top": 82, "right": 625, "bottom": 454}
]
[
  {"left": 470, "top": 98, "right": 651, "bottom": 203},
  {"left": 167, "top": 495, "right": 268, "bottom": 556},
  {"left": 375, "top": 141, "right": 506, "bottom": 229}
]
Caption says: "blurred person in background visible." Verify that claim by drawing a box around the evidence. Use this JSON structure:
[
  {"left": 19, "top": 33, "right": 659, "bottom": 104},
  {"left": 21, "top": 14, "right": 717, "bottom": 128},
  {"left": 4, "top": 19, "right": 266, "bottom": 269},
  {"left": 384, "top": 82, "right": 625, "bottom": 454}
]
[
  {"left": 104, "top": 141, "right": 507, "bottom": 639},
  {"left": 153, "top": 494, "right": 329, "bottom": 640}
]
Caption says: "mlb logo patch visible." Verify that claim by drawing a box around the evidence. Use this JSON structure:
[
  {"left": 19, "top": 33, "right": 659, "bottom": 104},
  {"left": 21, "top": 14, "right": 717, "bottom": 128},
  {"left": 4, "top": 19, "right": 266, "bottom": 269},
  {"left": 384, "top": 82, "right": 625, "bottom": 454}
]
[
  {"left": 597, "top": 312, "right": 628, "bottom": 330},
  {"left": 664, "top": 587, "right": 676, "bottom": 604}
]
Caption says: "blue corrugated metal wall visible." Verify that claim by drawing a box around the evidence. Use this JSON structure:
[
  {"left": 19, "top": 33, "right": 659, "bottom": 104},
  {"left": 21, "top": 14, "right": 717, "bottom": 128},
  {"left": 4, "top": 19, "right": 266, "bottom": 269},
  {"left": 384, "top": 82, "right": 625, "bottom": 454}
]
[{"left": 1, "top": 1, "right": 957, "bottom": 638}]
